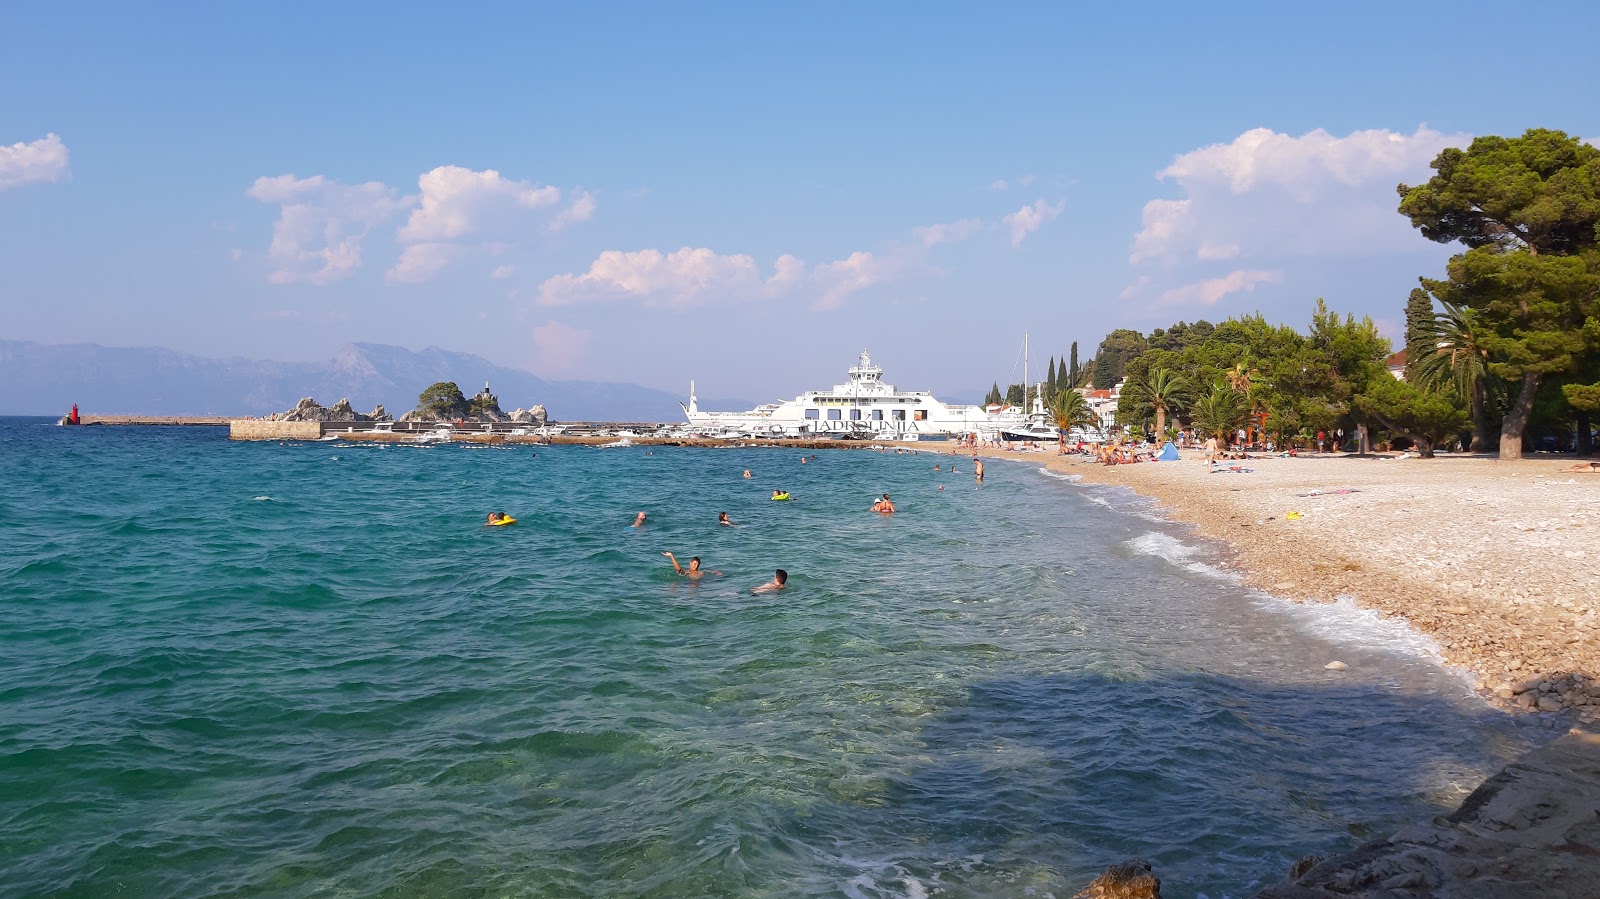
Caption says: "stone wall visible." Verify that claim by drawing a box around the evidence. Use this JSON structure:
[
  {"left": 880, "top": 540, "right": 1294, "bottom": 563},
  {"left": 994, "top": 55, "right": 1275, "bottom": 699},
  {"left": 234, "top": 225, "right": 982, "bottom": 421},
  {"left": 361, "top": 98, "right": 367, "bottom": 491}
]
[{"left": 229, "top": 420, "right": 323, "bottom": 440}]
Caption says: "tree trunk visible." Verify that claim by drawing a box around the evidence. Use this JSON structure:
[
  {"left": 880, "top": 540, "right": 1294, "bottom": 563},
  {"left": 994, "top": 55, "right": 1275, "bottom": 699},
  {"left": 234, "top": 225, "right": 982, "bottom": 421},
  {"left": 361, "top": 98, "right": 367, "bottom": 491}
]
[
  {"left": 1415, "top": 435, "right": 1435, "bottom": 459},
  {"left": 1470, "top": 379, "right": 1491, "bottom": 453},
  {"left": 1577, "top": 410, "right": 1594, "bottom": 457},
  {"left": 1155, "top": 406, "right": 1166, "bottom": 441},
  {"left": 1498, "top": 372, "right": 1542, "bottom": 460},
  {"left": 1357, "top": 423, "right": 1371, "bottom": 455}
]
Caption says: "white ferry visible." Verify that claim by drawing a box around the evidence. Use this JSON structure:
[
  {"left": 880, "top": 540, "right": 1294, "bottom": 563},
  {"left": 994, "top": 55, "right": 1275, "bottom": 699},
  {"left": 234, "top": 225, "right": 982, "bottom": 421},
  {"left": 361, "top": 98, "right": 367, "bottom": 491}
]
[{"left": 683, "top": 350, "right": 1009, "bottom": 439}]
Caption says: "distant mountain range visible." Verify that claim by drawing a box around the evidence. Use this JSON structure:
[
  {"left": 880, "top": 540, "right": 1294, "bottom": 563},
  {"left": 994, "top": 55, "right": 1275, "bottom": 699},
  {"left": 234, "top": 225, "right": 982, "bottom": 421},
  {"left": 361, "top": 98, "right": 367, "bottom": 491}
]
[{"left": 0, "top": 340, "right": 753, "bottom": 422}]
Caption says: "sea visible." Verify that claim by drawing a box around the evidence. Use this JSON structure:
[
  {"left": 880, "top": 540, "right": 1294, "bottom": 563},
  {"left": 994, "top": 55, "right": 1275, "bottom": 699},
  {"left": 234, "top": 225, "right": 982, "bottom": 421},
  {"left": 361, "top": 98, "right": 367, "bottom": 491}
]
[{"left": 0, "top": 417, "right": 1545, "bottom": 898}]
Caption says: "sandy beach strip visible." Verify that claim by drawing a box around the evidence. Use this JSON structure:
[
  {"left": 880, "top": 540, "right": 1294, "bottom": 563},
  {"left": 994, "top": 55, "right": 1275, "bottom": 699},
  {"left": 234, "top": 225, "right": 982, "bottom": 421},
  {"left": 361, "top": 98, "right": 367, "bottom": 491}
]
[{"left": 957, "top": 442, "right": 1600, "bottom": 717}]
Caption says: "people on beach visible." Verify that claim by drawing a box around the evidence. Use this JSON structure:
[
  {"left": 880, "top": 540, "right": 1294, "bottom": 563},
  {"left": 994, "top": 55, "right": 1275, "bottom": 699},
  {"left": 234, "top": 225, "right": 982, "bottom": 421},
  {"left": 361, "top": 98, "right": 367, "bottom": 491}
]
[
  {"left": 752, "top": 568, "right": 788, "bottom": 593},
  {"left": 871, "top": 493, "right": 895, "bottom": 513},
  {"left": 662, "top": 551, "right": 720, "bottom": 579},
  {"left": 719, "top": 512, "right": 734, "bottom": 526},
  {"left": 631, "top": 511, "right": 647, "bottom": 527}
]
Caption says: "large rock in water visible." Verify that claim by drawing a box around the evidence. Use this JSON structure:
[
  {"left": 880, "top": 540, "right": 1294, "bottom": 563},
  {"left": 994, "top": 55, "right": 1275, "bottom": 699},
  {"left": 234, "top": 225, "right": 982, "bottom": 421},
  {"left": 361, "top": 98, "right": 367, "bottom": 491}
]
[
  {"left": 273, "top": 397, "right": 374, "bottom": 422},
  {"left": 508, "top": 405, "right": 549, "bottom": 425},
  {"left": 1071, "top": 859, "right": 1161, "bottom": 898},
  {"left": 1258, "top": 731, "right": 1600, "bottom": 898}
]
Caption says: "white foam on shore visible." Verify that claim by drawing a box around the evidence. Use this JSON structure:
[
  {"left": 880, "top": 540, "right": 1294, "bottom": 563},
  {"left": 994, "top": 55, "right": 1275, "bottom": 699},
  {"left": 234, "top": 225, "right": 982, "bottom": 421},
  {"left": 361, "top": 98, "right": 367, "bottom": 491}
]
[
  {"left": 1126, "top": 531, "right": 1238, "bottom": 582},
  {"left": 1036, "top": 467, "right": 1082, "bottom": 483},
  {"left": 1255, "top": 593, "right": 1452, "bottom": 669}
]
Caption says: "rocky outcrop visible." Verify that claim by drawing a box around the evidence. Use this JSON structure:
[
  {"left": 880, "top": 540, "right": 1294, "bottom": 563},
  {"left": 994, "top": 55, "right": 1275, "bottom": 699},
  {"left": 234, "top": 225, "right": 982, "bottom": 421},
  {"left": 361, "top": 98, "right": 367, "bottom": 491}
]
[
  {"left": 270, "top": 397, "right": 389, "bottom": 422},
  {"left": 508, "top": 405, "right": 548, "bottom": 425},
  {"left": 1258, "top": 731, "right": 1600, "bottom": 898},
  {"left": 1072, "top": 859, "right": 1161, "bottom": 898}
]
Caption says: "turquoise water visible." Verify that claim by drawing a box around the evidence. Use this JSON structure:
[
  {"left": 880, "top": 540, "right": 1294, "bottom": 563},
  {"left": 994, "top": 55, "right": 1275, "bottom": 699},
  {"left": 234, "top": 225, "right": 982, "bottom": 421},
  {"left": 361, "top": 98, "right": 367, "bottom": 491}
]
[{"left": 0, "top": 419, "right": 1539, "bottom": 897}]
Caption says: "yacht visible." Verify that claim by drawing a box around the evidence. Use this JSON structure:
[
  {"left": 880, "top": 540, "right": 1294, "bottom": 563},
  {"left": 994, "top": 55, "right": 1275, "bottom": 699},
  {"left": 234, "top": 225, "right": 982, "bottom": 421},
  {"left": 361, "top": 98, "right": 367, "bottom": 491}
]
[{"left": 683, "top": 350, "right": 996, "bottom": 439}]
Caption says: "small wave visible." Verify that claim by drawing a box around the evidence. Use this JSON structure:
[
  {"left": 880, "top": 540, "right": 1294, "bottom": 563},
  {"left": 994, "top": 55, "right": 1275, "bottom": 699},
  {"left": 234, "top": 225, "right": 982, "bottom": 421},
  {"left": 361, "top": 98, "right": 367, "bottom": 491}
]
[
  {"left": 253, "top": 496, "right": 273, "bottom": 501},
  {"left": 1255, "top": 594, "right": 1448, "bottom": 664},
  {"left": 1125, "top": 531, "right": 1237, "bottom": 581},
  {"left": 1036, "top": 467, "right": 1082, "bottom": 483}
]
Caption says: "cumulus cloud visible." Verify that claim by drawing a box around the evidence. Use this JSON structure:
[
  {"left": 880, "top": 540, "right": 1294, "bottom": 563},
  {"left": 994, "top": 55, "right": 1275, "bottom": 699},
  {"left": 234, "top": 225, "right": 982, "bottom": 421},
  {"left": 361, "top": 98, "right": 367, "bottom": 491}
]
[
  {"left": 991, "top": 175, "right": 1035, "bottom": 191},
  {"left": 396, "top": 165, "right": 560, "bottom": 243},
  {"left": 490, "top": 264, "right": 516, "bottom": 279},
  {"left": 538, "top": 246, "right": 893, "bottom": 311},
  {"left": 247, "top": 174, "right": 412, "bottom": 285},
  {"left": 1130, "top": 125, "right": 1467, "bottom": 264},
  {"left": 0, "top": 133, "right": 70, "bottom": 189},
  {"left": 549, "top": 190, "right": 596, "bottom": 231},
  {"left": 1002, "top": 199, "right": 1063, "bottom": 247},
  {"left": 1159, "top": 269, "right": 1283, "bottom": 306},
  {"left": 912, "top": 218, "right": 982, "bottom": 247},
  {"left": 387, "top": 242, "right": 462, "bottom": 284}
]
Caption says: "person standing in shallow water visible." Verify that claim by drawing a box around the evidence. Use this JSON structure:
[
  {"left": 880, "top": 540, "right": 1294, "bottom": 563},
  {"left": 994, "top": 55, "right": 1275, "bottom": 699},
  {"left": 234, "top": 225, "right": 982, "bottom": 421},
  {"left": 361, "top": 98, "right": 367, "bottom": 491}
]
[
  {"left": 662, "top": 552, "right": 720, "bottom": 580},
  {"left": 631, "top": 511, "right": 647, "bottom": 528},
  {"left": 973, "top": 459, "right": 984, "bottom": 482}
]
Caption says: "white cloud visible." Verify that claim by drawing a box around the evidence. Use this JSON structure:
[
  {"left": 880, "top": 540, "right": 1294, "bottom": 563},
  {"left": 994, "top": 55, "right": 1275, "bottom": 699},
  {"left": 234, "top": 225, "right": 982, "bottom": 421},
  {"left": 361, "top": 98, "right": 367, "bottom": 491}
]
[
  {"left": 1159, "top": 269, "right": 1283, "bottom": 305},
  {"left": 1584, "top": 136, "right": 1599, "bottom": 148},
  {"left": 386, "top": 242, "right": 461, "bottom": 284},
  {"left": 396, "top": 165, "right": 559, "bottom": 243},
  {"left": 1002, "top": 199, "right": 1063, "bottom": 247},
  {"left": 991, "top": 175, "right": 1034, "bottom": 191},
  {"left": 1130, "top": 125, "right": 1467, "bottom": 264},
  {"left": 490, "top": 264, "right": 516, "bottom": 279},
  {"left": 991, "top": 179, "right": 1009, "bottom": 191},
  {"left": 912, "top": 218, "right": 982, "bottom": 247},
  {"left": 1118, "top": 275, "right": 1151, "bottom": 300},
  {"left": 247, "top": 174, "right": 411, "bottom": 285},
  {"left": 549, "top": 190, "right": 596, "bottom": 231},
  {"left": 0, "top": 133, "right": 70, "bottom": 189},
  {"left": 537, "top": 245, "right": 893, "bottom": 311}
]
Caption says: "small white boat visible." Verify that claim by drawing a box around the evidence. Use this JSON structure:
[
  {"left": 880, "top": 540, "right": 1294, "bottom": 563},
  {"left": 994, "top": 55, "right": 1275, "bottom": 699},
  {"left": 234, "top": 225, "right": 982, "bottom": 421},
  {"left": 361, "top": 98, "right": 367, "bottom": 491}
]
[
  {"left": 597, "top": 437, "right": 634, "bottom": 448},
  {"left": 412, "top": 427, "right": 453, "bottom": 443}
]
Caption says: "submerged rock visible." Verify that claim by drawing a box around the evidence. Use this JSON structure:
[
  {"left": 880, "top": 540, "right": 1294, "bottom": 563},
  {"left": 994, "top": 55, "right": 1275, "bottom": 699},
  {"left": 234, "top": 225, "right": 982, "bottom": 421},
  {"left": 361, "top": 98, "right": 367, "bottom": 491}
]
[{"left": 1071, "top": 858, "right": 1161, "bottom": 899}]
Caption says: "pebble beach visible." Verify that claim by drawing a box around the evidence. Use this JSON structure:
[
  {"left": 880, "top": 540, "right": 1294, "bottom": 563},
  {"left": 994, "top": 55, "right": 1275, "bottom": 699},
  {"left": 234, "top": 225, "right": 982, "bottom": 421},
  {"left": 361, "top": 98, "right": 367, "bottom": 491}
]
[{"left": 966, "top": 444, "right": 1600, "bottom": 719}]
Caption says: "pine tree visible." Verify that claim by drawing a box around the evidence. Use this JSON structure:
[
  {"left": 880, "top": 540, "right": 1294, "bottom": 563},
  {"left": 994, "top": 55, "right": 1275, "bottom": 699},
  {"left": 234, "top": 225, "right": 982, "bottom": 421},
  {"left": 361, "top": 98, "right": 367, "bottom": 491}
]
[{"left": 985, "top": 382, "right": 1002, "bottom": 406}]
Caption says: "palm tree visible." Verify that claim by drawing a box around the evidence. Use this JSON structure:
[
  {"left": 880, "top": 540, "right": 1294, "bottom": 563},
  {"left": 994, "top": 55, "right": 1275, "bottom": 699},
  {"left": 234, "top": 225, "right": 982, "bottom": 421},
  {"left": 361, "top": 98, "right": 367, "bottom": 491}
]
[
  {"left": 1052, "top": 390, "right": 1099, "bottom": 452},
  {"left": 1191, "top": 385, "right": 1248, "bottom": 442},
  {"left": 1412, "top": 299, "right": 1495, "bottom": 452},
  {"left": 1123, "top": 367, "right": 1193, "bottom": 440}
]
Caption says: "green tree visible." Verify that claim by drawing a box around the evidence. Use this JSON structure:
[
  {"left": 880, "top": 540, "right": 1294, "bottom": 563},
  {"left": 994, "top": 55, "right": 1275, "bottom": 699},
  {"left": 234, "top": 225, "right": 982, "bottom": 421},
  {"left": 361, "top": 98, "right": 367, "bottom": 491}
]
[
  {"left": 1052, "top": 389, "right": 1099, "bottom": 452},
  {"left": 1191, "top": 385, "right": 1248, "bottom": 441},
  {"left": 1411, "top": 297, "right": 1498, "bottom": 451},
  {"left": 1399, "top": 129, "right": 1600, "bottom": 459},
  {"left": 417, "top": 381, "right": 468, "bottom": 419},
  {"left": 1120, "top": 367, "right": 1193, "bottom": 439},
  {"left": 1355, "top": 376, "right": 1467, "bottom": 459},
  {"left": 1402, "top": 287, "right": 1434, "bottom": 382},
  {"left": 1068, "top": 341, "right": 1079, "bottom": 388},
  {"left": 1091, "top": 329, "right": 1148, "bottom": 389},
  {"left": 1046, "top": 356, "right": 1058, "bottom": 403},
  {"left": 984, "top": 382, "right": 1002, "bottom": 406},
  {"left": 1308, "top": 299, "right": 1391, "bottom": 453}
]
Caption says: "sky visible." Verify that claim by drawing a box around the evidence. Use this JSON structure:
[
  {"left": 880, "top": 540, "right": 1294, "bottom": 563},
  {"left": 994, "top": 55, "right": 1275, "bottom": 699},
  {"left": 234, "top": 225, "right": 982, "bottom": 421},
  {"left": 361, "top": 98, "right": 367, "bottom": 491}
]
[{"left": 4, "top": 2, "right": 1598, "bottom": 404}]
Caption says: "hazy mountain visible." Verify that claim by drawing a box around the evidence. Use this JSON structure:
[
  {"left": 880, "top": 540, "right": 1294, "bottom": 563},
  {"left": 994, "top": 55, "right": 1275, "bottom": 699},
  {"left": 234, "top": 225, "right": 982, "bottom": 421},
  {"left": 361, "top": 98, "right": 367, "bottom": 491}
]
[{"left": 0, "top": 340, "right": 752, "bottom": 422}]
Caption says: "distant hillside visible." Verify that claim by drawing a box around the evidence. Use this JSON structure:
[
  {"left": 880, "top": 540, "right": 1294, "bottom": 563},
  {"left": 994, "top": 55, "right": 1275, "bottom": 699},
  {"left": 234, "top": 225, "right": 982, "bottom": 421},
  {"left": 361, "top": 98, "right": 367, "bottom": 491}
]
[{"left": 0, "top": 341, "right": 751, "bottom": 422}]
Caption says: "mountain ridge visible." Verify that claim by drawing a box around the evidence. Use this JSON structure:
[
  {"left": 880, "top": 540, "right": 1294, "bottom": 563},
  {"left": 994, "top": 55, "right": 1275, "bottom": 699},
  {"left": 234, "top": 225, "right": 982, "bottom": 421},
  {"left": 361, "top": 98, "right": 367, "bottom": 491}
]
[{"left": 0, "top": 340, "right": 752, "bottom": 421}]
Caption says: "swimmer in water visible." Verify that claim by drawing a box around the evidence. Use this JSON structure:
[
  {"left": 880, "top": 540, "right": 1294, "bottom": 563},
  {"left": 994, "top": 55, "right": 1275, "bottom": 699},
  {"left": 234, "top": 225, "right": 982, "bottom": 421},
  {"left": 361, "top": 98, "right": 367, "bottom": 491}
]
[
  {"left": 933, "top": 464, "right": 941, "bottom": 471},
  {"left": 772, "top": 489, "right": 786, "bottom": 500},
  {"left": 973, "top": 459, "right": 984, "bottom": 482},
  {"left": 718, "top": 512, "right": 734, "bottom": 527},
  {"left": 752, "top": 568, "right": 788, "bottom": 594},
  {"left": 870, "top": 493, "right": 895, "bottom": 513},
  {"left": 486, "top": 512, "right": 508, "bottom": 525},
  {"left": 631, "top": 511, "right": 647, "bottom": 528},
  {"left": 662, "top": 551, "right": 720, "bottom": 579},
  {"left": 742, "top": 469, "right": 752, "bottom": 479}
]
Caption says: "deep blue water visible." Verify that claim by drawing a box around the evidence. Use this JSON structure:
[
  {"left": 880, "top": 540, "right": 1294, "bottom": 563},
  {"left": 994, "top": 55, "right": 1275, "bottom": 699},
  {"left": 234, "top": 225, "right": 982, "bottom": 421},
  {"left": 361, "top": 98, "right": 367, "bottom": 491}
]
[{"left": 0, "top": 418, "right": 1539, "bottom": 897}]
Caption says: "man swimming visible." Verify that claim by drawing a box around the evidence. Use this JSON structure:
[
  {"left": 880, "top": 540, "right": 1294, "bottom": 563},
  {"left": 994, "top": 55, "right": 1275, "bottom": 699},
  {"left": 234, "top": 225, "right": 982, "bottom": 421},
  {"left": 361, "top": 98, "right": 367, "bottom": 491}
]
[
  {"left": 752, "top": 568, "right": 788, "bottom": 593},
  {"left": 486, "top": 512, "right": 508, "bottom": 525},
  {"left": 631, "top": 511, "right": 647, "bottom": 527},
  {"left": 742, "top": 469, "right": 752, "bottom": 479},
  {"left": 718, "top": 512, "right": 734, "bottom": 527},
  {"left": 662, "top": 551, "right": 720, "bottom": 579}
]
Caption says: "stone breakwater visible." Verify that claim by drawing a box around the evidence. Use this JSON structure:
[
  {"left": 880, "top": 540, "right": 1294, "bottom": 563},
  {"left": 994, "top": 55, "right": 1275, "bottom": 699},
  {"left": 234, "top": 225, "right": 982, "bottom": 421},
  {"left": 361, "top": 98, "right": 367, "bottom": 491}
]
[{"left": 963, "top": 444, "right": 1600, "bottom": 719}]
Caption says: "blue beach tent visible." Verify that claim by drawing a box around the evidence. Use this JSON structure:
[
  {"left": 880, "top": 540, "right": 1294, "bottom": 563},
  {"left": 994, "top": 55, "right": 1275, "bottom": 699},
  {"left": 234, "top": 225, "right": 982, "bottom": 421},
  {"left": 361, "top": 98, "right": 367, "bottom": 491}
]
[{"left": 1157, "top": 441, "right": 1180, "bottom": 461}]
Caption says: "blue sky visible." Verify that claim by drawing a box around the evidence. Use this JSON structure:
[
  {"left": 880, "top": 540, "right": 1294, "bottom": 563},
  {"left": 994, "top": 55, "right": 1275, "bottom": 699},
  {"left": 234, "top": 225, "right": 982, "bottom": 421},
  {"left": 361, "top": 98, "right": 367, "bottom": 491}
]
[{"left": 4, "top": 3, "right": 1598, "bottom": 403}]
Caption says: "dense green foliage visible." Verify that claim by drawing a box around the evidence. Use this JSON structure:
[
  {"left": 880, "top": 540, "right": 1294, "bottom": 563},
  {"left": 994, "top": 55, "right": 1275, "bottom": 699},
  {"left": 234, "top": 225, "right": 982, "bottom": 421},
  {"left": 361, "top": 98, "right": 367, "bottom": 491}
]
[
  {"left": 1399, "top": 129, "right": 1600, "bottom": 458},
  {"left": 1091, "top": 329, "right": 1148, "bottom": 389},
  {"left": 1355, "top": 376, "right": 1467, "bottom": 458},
  {"left": 418, "top": 381, "right": 469, "bottom": 419}
]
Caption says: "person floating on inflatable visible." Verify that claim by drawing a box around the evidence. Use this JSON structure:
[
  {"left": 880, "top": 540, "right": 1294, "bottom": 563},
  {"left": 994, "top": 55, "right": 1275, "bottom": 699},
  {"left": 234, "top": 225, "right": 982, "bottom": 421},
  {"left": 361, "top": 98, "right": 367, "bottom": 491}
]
[
  {"left": 486, "top": 512, "right": 516, "bottom": 526},
  {"left": 771, "top": 489, "right": 791, "bottom": 501}
]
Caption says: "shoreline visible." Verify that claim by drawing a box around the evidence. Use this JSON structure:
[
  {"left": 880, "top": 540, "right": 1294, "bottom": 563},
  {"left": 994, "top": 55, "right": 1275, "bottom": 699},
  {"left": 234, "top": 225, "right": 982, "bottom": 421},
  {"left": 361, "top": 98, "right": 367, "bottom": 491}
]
[{"left": 957, "top": 441, "right": 1600, "bottom": 720}]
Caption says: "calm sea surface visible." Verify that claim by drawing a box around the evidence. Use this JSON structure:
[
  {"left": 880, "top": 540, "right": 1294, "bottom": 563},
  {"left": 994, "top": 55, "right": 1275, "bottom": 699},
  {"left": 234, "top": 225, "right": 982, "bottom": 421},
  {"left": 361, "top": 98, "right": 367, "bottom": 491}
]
[{"left": 0, "top": 418, "right": 1540, "bottom": 897}]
